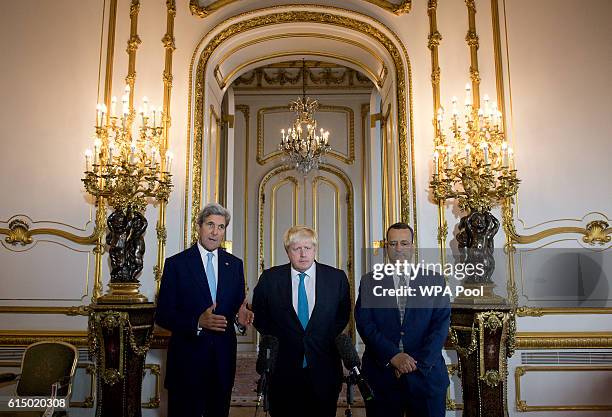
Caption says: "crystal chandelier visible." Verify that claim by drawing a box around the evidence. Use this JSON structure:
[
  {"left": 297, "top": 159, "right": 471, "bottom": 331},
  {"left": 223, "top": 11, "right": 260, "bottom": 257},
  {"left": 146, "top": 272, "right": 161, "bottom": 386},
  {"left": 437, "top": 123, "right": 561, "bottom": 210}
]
[
  {"left": 430, "top": 84, "right": 520, "bottom": 213},
  {"left": 279, "top": 60, "right": 331, "bottom": 174}
]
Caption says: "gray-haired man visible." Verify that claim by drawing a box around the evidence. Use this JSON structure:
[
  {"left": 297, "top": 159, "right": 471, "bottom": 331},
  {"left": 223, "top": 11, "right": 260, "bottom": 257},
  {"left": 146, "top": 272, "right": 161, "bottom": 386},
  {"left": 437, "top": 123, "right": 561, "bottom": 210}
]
[{"left": 157, "top": 203, "right": 253, "bottom": 417}]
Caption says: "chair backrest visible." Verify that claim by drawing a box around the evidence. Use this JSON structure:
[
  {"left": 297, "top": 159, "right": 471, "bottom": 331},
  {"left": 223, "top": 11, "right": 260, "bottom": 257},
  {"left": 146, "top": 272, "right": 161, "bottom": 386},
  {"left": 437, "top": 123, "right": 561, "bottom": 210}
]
[{"left": 16, "top": 341, "right": 78, "bottom": 398}]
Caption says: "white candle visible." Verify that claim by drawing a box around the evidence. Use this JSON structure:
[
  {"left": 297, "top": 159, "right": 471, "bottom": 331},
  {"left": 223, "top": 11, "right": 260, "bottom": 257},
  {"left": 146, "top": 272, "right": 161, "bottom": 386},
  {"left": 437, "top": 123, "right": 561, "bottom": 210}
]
[
  {"left": 501, "top": 142, "right": 509, "bottom": 167},
  {"left": 481, "top": 142, "right": 489, "bottom": 164},
  {"left": 93, "top": 138, "right": 101, "bottom": 165},
  {"left": 95, "top": 104, "right": 102, "bottom": 126},
  {"left": 84, "top": 149, "right": 92, "bottom": 171},
  {"left": 108, "top": 141, "right": 115, "bottom": 162},
  {"left": 508, "top": 147, "right": 514, "bottom": 169},
  {"left": 166, "top": 151, "right": 173, "bottom": 172},
  {"left": 111, "top": 96, "right": 117, "bottom": 118}
]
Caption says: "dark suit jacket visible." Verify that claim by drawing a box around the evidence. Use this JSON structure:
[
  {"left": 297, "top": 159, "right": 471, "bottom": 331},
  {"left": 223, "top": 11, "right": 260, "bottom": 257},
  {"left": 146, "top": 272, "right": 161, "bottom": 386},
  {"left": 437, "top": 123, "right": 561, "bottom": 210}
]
[
  {"left": 156, "top": 244, "right": 245, "bottom": 392},
  {"left": 354, "top": 271, "right": 450, "bottom": 396},
  {"left": 251, "top": 262, "right": 351, "bottom": 402}
]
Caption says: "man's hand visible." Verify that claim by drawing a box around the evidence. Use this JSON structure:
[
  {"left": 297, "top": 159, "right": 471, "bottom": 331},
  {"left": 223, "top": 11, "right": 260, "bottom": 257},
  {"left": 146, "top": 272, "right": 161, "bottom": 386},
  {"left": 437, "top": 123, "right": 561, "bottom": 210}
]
[
  {"left": 237, "top": 298, "right": 254, "bottom": 327},
  {"left": 198, "top": 303, "right": 227, "bottom": 332},
  {"left": 390, "top": 352, "right": 417, "bottom": 375}
]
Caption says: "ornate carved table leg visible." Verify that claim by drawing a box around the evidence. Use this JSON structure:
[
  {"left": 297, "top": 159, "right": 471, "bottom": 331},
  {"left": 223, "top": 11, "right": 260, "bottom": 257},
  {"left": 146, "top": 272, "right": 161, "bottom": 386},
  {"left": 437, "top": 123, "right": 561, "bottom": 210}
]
[
  {"left": 89, "top": 303, "right": 156, "bottom": 417},
  {"left": 450, "top": 303, "right": 516, "bottom": 417}
]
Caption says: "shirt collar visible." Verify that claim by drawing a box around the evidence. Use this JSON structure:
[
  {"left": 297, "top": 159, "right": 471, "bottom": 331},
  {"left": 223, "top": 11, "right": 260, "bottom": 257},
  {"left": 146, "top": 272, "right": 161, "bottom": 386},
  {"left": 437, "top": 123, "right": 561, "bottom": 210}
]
[
  {"left": 291, "top": 262, "right": 316, "bottom": 279},
  {"left": 197, "top": 241, "right": 218, "bottom": 258}
]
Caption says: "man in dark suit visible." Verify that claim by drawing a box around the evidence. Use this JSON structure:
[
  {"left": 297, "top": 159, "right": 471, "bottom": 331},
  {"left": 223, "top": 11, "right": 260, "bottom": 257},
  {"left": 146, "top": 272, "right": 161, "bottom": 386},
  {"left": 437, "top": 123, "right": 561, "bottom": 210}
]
[
  {"left": 355, "top": 222, "right": 450, "bottom": 417},
  {"left": 252, "top": 225, "right": 351, "bottom": 417},
  {"left": 156, "top": 203, "right": 253, "bottom": 417}
]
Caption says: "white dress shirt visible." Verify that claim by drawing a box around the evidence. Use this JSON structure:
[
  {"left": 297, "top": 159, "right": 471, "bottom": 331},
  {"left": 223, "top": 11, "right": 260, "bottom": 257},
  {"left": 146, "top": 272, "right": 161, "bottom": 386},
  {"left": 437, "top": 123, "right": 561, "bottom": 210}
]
[
  {"left": 291, "top": 262, "right": 316, "bottom": 318},
  {"left": 197, "top": 241, "right": 218, "bottom": 292}
]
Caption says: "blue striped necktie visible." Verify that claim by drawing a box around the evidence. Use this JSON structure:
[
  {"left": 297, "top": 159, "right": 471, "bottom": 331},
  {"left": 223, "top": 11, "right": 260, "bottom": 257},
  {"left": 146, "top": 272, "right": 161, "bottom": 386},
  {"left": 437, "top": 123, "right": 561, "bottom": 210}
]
[{"left": 297, "top": 272, "right": 309, "bottom": 367}]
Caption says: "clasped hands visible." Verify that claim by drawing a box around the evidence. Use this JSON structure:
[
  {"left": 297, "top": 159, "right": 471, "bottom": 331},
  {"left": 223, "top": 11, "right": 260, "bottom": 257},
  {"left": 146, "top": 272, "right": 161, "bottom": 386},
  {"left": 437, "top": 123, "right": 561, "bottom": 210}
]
[
  {"left": 390, "top": 352, "right": 418, "bottom": 378},
  {"left": 198, "top": 299, "right": 254, "bottom": 332}
]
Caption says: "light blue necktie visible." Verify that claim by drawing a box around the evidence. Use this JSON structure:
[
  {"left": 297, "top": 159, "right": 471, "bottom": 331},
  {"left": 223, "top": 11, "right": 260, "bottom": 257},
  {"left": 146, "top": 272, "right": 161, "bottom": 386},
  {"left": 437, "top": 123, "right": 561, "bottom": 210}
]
[
  {"left": 206, "top": 252, "right": 217, "bottom": 302},
  {"left": 297, "top": 272, "right": 309, "bottom": 367}
]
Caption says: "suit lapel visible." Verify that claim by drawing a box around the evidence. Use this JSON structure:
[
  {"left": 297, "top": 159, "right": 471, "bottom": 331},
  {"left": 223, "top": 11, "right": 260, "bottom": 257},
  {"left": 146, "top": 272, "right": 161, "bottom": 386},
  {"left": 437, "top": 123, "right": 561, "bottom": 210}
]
[
  {"left": 215, "top": 249, "right": 230, "bottom": 306},
  {"left": 186, "top": 244, "right": 212, "bottom": 303},
  {"left": 305, "top": 262, "right": 323, "bottom": 332}
]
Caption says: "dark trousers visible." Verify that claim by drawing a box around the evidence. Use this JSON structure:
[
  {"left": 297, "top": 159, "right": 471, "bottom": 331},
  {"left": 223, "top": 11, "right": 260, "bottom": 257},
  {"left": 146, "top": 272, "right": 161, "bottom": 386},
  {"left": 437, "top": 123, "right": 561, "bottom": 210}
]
[
  {"left": 269, "top": 368, "right": 339, "bottom": 417},
  {"left": 167, "top": 375, "right": 232, "bottom": 417},
  {"left": 364, "top": 372, "right": 446, "bottom": 417}
]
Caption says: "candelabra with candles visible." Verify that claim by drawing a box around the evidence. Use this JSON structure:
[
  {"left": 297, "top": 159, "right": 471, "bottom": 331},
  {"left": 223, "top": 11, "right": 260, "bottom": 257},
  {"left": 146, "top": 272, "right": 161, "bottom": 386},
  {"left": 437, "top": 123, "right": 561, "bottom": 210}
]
[
  {"left": 430, "top": 84, "right": 519, "bottom": 291},
  {"left": 279, "top": 59, "right": 331, "bottom": 174},
  {"left": 83, "top": 85, "right": 172, "bottom": 303}
]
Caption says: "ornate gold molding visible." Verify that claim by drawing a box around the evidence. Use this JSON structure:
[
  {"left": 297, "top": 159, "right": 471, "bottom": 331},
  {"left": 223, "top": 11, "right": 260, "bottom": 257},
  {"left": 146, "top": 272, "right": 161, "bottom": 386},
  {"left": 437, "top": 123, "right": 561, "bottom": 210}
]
[
  {"left": 465, "top": 0, "right": 480, "bottom": 108},
  {"left": 189, "top": 0, "right": 412, "bottom": 18},
  {"left": 427, "top": 0, "right": 447, "bottom": 268},
  {"left": 185, "top": 6, "right": 415, "bottom": 246},
  {"left": 0, "top": 306, "right": 89, "bottom": 316},
  {"left": 125, "top": 0, "right": 141, "bottom": 112},
  {"left": 142, "top": 364, "right": 161, "bottom": 408},
  {"left": 445, "top": 363, "right": 463, "bottom": 410},
  {"left": 0, "top": 217, "right": 99, "bottom": 247},
  {"left": 515, "top": 365, "right": 612, "bottom": 412},
  {"left": 155, "top": 0, "right": 177, "bottom": 299},
  {"left": 503, "top": 201, "right": 611, "bottom": 246},
  {"left": 516, "top": 307, "right": 612, "bottom": 317},
  {"left": 256, "top": 105, "right": 355, "bottom": 166},
  {"left": 516, "top": 332, "right": 612, "bottom": 349},
  {"left": 219, "top": 51, "right": 385, "bottom": 90}
]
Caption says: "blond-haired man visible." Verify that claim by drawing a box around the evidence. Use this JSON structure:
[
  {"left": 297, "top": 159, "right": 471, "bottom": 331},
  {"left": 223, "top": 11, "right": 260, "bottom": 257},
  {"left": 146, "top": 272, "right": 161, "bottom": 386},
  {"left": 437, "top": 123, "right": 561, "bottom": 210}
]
[{"left": 252, "top": 225, "right": 350, "bottom": 417}]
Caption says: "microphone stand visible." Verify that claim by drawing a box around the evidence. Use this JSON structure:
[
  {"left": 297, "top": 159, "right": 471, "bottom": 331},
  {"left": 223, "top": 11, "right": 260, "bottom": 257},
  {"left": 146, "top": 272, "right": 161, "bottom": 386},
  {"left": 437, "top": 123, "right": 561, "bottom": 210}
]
[
  {"left": 254, "top": 370, "right": 270, "bottom": 417},
  {"left": 344, "top": 373, "right": 355, "bottom": 417}
]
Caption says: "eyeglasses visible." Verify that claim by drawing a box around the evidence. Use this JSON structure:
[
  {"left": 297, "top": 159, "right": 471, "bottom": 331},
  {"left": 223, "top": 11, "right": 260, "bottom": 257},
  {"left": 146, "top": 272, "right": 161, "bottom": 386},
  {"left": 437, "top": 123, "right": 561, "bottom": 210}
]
[
  {"left": 203, "top": 221, "right": 226, "bottom": 231},
  {"left": 386, "top": 240, "right": 412, "bottom": 248}
]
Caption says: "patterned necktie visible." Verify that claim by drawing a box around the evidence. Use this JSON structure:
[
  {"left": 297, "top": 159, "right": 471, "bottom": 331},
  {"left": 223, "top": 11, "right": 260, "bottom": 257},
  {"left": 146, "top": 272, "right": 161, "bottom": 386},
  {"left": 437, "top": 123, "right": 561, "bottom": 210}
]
[
  {"left": 206, "top": 252, "right": 217, "bottom": 302},
  {"left": 398, "top": 275, "right": 408, "bottom": 352},
  {"left": 297, "top": 272, "right": 309, "bottom": 367}
]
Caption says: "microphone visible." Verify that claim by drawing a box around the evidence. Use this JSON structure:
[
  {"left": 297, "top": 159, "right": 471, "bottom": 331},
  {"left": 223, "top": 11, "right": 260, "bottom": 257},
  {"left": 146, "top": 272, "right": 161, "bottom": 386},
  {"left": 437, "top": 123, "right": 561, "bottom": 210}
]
[
  {"left": 255, "top": 335, "right": 279, "bottom": 410},
  {"left": 335, "top": 334, "right": 375, "bottom": 402},
  {"left": 256, "top": 335, "right": 279, "bottom": 375}
]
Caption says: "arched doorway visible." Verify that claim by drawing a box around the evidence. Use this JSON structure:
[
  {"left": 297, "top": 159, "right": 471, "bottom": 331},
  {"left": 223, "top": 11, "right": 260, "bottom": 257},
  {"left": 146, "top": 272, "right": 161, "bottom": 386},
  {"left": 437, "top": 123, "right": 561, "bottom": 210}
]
[{"left": 184, "top": 5, "right": 416, "bottom": 245}]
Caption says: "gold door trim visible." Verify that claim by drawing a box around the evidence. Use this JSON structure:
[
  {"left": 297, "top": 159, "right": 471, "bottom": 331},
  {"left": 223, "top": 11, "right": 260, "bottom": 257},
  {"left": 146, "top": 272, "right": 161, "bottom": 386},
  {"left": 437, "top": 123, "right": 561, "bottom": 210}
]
[
  {"left": 185, "top": 6, "right": 416, "bottom": 246},
  {"left": 312, "top": 176, "right": 342, "bottom": 269},
  {"left": 269, "top": 177, "right": 299, "bottom": 268},
  {"left": 257, "top": 105, "right": 355, "bottom": 165}
]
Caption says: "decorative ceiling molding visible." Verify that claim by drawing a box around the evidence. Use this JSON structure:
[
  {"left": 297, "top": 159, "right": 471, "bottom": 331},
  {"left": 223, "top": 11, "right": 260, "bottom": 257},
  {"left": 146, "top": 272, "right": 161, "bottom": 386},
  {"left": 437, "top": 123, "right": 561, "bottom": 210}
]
[
  {"left": 189, "top": 0, "right": 412, "bottom": 18},
  {"left": 232, "top": 65, "right": 374, "bottom": 90}
]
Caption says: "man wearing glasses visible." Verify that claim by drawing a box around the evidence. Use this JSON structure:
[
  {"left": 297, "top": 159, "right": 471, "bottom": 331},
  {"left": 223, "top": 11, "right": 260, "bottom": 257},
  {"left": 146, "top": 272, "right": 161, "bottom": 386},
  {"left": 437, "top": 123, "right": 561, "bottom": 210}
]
[
  {"left": 355, "top": 222, "right": 450, "bottom": 417},
  {"left": 156, "top": 203, "right": 253, "bottom": 417}
]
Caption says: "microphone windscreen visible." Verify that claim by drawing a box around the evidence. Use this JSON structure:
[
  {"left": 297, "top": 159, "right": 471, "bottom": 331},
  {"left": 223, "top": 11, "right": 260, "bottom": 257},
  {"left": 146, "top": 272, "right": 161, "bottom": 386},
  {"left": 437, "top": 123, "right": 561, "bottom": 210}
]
[
  {"left": 256, "top": 335, "right": 279, "bottom": 375},
  {"left": 335, "top": 333, "right": 360, "bottom": 370}
]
